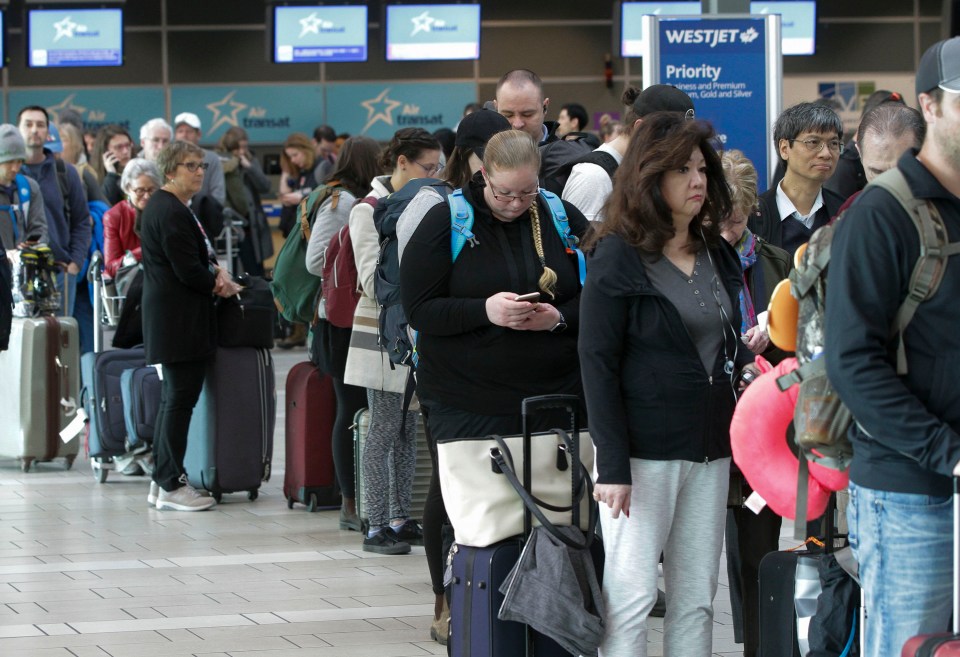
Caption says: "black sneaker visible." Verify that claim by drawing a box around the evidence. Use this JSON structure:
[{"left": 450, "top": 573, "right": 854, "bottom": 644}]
[
  {"left": 363, "top": 529, "right": 411, "bottom": 555},
  {"left": 391, "top": 519, "right": 424, "bottom": 546}
]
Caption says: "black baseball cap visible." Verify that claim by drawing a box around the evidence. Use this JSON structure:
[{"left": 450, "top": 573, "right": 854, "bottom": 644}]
[
  {"left": 633, "top": 85, "right": 695, "bottom": 118},
  {"left": 455, "top": 109, "right": 511, "bottom": 159},
  {"left": 915, "top": 36, "right": 960, "bottom": 95}
]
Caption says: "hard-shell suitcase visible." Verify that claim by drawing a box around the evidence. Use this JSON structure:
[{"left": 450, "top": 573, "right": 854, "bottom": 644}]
[
  {"left": 119, "top": 365, "right": 161, "bottom": 451},
  {"left": 901, "top": 479, "right": 960, "bottom": 656},
  {"left": 283, "top": 361, "right": 341, "bottom": 511},
  {"left": 81, "top": 347, "right": 146, "bottom": 481},
  {"left": 352, "top": 407, "right": 431, "bottom": 528},
  {"left": 184, "top": 347, "right": 275, "bottom": 502},
  {"left": 0, "top": 316, "right": 81, "bottom": 471}
]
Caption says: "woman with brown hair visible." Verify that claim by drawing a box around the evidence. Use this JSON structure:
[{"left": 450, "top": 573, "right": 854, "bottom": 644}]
[{"left": 579, "top": 113, "right": 757, "bottom": 656}]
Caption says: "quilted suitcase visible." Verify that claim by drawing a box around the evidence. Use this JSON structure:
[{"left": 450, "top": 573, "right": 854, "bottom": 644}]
[
  {"left": 0, "top": 317, "right": 81, "bottom": 471},
  {"left": 352, "top": 407, "right": 431, "bottom": 529},
  {"left": 283, "top": 361, "right": 341, "bottom": 511},
  {"left": 119, "top": 365, "right": 161, "bottom": 451},
  {"left": 184, "top": 347, "right": 275, "bottom": 502},
  {"left": 901, "top": 479, "right": 960, "bottom": 656}
]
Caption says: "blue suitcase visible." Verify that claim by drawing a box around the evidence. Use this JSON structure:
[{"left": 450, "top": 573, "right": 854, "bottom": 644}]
[
  {"left": 184, "top": 347, "right": 275, "bottom": 502},
  {"left": 120, "top": 366, "right": 161, "bottom": 450},
  {"left": 80, "top": 347, "right": 145, "bottom": 482}
]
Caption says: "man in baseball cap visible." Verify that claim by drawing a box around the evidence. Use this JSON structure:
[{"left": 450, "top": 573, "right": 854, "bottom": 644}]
[
  {"left": 0, "top": 124, "right": 47, "bottom": 258},
  {"left": 561, "top": 84, "right": 695, "bottom": 222},
  {"left": 173, "top": 111, "right": 225, "bottom": 205},
  {"left": 824, "top": 36, "right": 960, "bottom": 655}
]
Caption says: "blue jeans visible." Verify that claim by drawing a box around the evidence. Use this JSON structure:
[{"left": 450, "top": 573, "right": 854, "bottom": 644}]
[
  {"left": 54, "top": 271, "right": 77, "bottom": 317},
  {"left": 848, "top": 481, "right": 953, "bottom": 656}
]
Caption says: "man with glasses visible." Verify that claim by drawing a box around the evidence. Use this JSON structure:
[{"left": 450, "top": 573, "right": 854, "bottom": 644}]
[
  {"left": 18, "top": 105, "right": 91, "bottom": 315},
  {"left": 748, "top": 102, "right": 846, "bottom": 256},
  {"left": 173, "top": 112, "right": 226, "bottom": 206},
  {"left": 139, "top": 118, "right": 173, "bottom": 163}
]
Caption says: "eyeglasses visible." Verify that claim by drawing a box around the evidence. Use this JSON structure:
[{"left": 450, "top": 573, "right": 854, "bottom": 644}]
[
  {"left": 130, "top": 187, "right": 157, "bottom": 198},
  {"left": 111, "top": 142, "right": 133, "bottom": 151},
  {"left": 490, "top": 189, "right": 539, "bottom": 203},
  {"left": 788, "top": 137, "right": 844, "bottom": 155},
  {"left": 177, "top": 161, "right": 209, "bottom": 172},
  {"left": 413, "top": 160, "right": 443, "bottom": 176}
]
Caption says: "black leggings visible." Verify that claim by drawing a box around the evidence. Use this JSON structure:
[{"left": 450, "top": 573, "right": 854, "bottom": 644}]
[
  {"left": 153, "top": 358, "right": 208, "bottom": 492},
  {"left": 331, "top": 376, "right": 366, "bottom": 499}
]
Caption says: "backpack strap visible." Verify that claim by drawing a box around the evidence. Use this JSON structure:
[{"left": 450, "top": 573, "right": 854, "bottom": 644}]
[
  {"left": 55, "top": 159, "right": 71, "bottom": 223},
  {"left": 447, "top": 189, "right": 478, "bottom": 261},
  {"left": 0, "top": 175, "right": 33, "bottom": 245},
  {"left": 871, "top": 168, "right": 960, "bottom": 374},
  {"left": 538, "top": 189, "right": 586, "bottom": 286}
]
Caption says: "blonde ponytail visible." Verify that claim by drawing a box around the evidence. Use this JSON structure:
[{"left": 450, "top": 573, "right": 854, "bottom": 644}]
[{"left": 529, "top": 202, "right": 557, "bottom": 299}]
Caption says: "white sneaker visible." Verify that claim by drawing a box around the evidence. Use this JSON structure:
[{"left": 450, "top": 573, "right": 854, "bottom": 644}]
[
  {"left": 156, "top": 483, "right": 216, "bottom": 511},
  {"left": 147, "top": 481, "right": 159, "bottom": 506}
]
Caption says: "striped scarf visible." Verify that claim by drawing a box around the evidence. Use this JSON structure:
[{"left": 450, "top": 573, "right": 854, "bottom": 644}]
[{"left": 735, "top": 229, "right": 759, "bottom": 334}]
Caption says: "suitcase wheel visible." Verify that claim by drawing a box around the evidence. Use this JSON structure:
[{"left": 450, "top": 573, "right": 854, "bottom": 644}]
[
  {"left": 305, "top": 492, "right": 317, "bottom": 512},
  {"left": 248, "top": 489, "right": 259, "bottom": 502},
  {"left": 213, "top": 492, "right": 223, "bottom": 504},
  {"left": 90, "top": 458, "right": 111, "bottom": 484},
  {"left": 286, "top": 497, "right": 294, "bottom": 510},
  {"left": 20, "top": 457, "right": 33, "bottom": 473},
  {"left": 64, "top": 454, "right": 75, "bottom": 471}
]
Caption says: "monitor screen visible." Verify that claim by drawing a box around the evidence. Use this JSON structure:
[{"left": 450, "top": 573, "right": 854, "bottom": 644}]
[
  {"left": 620, "top": 2, "right": 701, "bottom": 58},
  {"left": 28, "top": 8, "right": 123, "bottom": 68},
  {"left": 273, "top": 5, "right": 368, "bottom": 63},
  {"left": 385, "top": 4, "right": 480, "bottom": 61},
  {"left": 750, "top": 1, "right": 816, "bottom": 55}
]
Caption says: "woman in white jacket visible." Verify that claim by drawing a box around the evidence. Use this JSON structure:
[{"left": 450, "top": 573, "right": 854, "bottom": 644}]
[
  {"left": 345, "top": 128, "right": 442, "bottom": 554},
  {"left": 303, "top": 136, "right": 382, "bottom": 532}
]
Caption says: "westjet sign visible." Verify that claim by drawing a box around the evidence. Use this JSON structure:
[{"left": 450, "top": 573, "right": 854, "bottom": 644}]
[{"left": 662, "top": 27, "right": 760, "bottom": 47}]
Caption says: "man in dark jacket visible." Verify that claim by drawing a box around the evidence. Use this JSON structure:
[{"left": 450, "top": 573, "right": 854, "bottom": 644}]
[
  {"left": 18, "top": 105, "right": 90, "bottom": 315},
  {"left": 748, "top": 102, "right": 845, "bottom": 257},
  {"left": 494, "top": 69, "right": 558, "bottom": 145},
  {"left": 824, "top": 36, "right": 960, "bottom": 657}
]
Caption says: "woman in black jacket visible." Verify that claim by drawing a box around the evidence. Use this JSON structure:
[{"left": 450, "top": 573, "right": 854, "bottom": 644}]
[
  {"left": 579, "top": 113, "right": 758, "bottom": 657},
  {"left": 140, "top": 140, "right": 241, "bottom": 512}
]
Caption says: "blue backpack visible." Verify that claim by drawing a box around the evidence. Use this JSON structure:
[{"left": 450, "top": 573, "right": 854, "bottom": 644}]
[{"left": 373, "top": 182, "right": 585, "bottom": 368}]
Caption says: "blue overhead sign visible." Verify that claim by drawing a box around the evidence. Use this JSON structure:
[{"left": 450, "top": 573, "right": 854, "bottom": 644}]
[{"left": 654, "top": 17, "right": 775, "bottom": 189}]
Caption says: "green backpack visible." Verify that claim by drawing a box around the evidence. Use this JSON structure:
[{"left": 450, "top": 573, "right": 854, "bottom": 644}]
[{"left": 270, "top": 181, "right": 342, "bottom": 324}]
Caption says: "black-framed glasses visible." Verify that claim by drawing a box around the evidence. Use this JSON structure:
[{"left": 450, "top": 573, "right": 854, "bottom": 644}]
[
  {"left": 490, "top": 189, "right": 539, "bottom": 203},
  {"left": 788, "top": 137, "right": 844, "bottom": 155},
  {"left": 413, "top": 160, "right": 443, "bottom": 176},
  {"left": 130, "top": 186, "right": 157, "bottom": 198},
  {"left": 177, "top": 161, "right": 209, "bottom": 172}
]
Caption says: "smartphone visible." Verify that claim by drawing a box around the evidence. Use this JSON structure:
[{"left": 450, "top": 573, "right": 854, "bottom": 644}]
[{"left": 514, "top": 292, "right": 541, "bottom": 303}]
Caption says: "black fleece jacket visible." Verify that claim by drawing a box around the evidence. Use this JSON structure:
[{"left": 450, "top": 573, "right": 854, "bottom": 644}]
[
  {"left": 401, "top": 177, "right": 588, "bottom": 414},
  {"left": 825, "top": 150, "right": 960, "bottom": 497},
  {"left": 579, "top": 234, "right": 754, "bottom": 485}
]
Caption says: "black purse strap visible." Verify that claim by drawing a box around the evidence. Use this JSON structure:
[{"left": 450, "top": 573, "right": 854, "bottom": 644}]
[{"left": 489, "top": 430, "right": 597, "bottom": 550}]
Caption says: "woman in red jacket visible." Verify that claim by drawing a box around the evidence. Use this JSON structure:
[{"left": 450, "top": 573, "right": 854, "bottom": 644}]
[{"left": 103, "top": 158, "right": 161, "bottom": 279}]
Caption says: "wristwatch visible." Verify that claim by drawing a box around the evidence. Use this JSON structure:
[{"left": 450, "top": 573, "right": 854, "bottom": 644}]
[{"left": 550, "top": 311, "right": 567, "bottom": 333}]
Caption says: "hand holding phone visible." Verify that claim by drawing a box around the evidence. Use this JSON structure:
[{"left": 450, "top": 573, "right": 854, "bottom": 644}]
[{"left": 514, "top": 292, "right": 541, "bottom": 303}]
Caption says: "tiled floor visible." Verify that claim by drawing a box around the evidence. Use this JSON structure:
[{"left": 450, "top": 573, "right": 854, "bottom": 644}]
[{"left": 0, "top": 347, "right": 798, "bottom": 657}]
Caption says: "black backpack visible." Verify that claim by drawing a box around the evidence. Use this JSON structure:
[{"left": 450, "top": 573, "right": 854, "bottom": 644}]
[
  {"left": 542, "top": 149, "right": 619, "bottom": 196},
  {"left": 538, "top": 133, "right": 599, "bottom": 191}
]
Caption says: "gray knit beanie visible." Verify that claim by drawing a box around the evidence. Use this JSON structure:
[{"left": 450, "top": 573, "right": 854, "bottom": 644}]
[{"left": 0, "top": 124, "right": 27, "bottom": 164}]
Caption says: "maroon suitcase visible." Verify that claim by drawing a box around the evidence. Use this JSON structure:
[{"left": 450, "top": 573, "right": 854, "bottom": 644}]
[
  {"left": 283, "top": 362, "right": 341, "bottom": 511},
  {"left": 901, "top": 478, "right": 960, "bottom": 656}
]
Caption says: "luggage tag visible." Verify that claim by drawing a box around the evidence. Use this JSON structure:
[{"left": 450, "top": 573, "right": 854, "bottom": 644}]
[
  {"left": 60, "top": 408, "right": 87, "bottom": 443},
  {"left": 745, "top": 490, "right": 768, "bottom": 515},
  {"left": 152, "top": 364, "right": 163, "bottom": 381}
]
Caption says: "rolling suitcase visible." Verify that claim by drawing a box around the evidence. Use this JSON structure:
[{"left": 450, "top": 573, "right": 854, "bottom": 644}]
[
  {"left": 758, "top": 550, "right": 805, "bottom": 657},
  {"left": 283, "top": 361, "right": 341, "bottom": 511},
  {"left": 447, "top": 395, "right": 599, "bottom": 657},
  {"left": 120, "top": 365, "right": 161, "bottom": 452},
  {"left": 81, "top": 347, "right": 146, "bottom": 482},
  {"left": 901, "top": 478, "right": 960, "bottom": 656},
  {"left": 0, "top": 316, "right": 81, "bottom": 471},
  {"left": 352, "top": 407, "right": 431, "bottom": 529},
  {"left": 184, "top": 347, "right": 275, "bottom": 502}
]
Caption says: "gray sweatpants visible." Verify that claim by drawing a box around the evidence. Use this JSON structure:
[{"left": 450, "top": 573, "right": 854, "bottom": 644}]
[
  {"left": 599, "top": 457, "right": 729, "bottom": 657},
  {"left": 362, "top": 388, "right": 418, "bottom": 527}
]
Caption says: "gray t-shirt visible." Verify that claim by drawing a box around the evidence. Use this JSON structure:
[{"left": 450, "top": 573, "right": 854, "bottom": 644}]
[{"left": 643, "top": 247, "right": 734, "bottom": 373}]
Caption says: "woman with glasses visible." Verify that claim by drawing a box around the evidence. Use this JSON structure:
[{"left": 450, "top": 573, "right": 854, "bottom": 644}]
[
  {"left": 344, "top": 127, "right": 441, "bottom": 555},
  {"left": 91, "top": 125, "right": 135, "bottom": 206},
  {"left": 579, "top": 113, "right": 758, "bottom": 657},
  {"left": 400, "top": 126, "right": 588, "bottom": 534},
  {"left": 139, "top": 140, "right": 240, "bottom": 512},
  {"left": 102, "top": 158, "right": 161, "bottom": 279}
]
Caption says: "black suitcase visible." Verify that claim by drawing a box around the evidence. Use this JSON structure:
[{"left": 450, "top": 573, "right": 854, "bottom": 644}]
[
  {"left": 758, "top": 549, "right": 805, "bottom": 657},
  {"left": 447, "top": 394, "right": 601, "bottom": 657}
]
